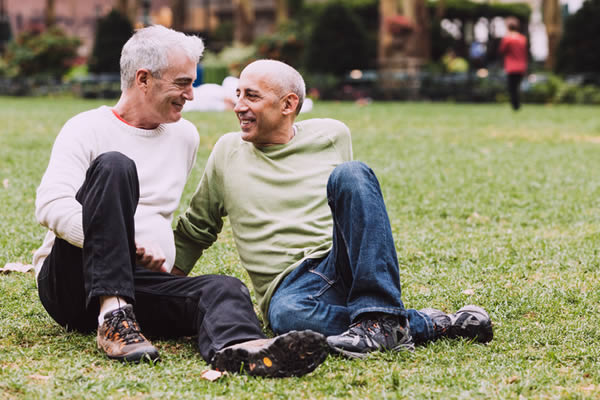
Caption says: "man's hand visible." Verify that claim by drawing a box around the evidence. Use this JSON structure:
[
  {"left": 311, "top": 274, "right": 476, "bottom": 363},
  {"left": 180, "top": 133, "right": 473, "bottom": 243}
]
[
  {"left": 135, "top": 241, "right": 168, "bottom": 273},
  {"left": 171, "top": 266, "right": 188, "bottom": 276}
]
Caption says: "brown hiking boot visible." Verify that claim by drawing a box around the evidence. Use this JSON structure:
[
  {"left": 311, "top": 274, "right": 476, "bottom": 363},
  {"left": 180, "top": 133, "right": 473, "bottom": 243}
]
[
  {"left": 211, "top": 330, "right": 328, "bottom": 378},
  {"left": 96, "top": 304, "right": 159, "bottom": 362}
]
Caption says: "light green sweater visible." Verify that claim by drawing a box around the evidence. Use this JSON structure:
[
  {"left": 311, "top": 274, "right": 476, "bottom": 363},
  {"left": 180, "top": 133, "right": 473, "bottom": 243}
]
[{"left": 174, "top": 118, "right": 352, "bottom": 320}]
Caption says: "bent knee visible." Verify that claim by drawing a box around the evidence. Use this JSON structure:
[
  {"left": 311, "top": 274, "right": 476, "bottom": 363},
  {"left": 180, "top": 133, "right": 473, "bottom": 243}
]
[
  {"left": 268, "top": 297, "right": 314, "bottom": 335},
  {"left": 210, "top": 275, "right": 252, "bottom": 301},
  {"left": 93, "top": 151, "right": 136, "bottom": 172}
]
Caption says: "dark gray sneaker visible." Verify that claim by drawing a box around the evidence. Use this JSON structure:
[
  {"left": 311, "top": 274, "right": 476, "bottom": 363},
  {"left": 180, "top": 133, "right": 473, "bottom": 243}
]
[
  {"left": 420, "top": 305, "right": 493, "bottom": 343},
  {"left": 326, "top": 315, "right": 415, "bottom": 359},
  {"left": 211, "top": 330, "right": 328, "bottom": 378},
  {"left": 96, "top": 304, "right": 160, "bottom": 363}
]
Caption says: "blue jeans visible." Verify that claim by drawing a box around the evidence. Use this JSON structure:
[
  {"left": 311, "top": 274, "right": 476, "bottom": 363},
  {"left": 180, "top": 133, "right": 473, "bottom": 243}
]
[{"left": 268, "top": 161, "right": 435, "bottom": 344}]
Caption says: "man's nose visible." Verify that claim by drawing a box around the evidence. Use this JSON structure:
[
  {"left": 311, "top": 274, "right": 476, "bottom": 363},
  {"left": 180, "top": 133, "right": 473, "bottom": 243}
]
[
  {"left": 183, "top": 85, "right": 194, "bottom": 101},
  {"left": 233, "top": 98, "right": 247, "bottom": 112}
]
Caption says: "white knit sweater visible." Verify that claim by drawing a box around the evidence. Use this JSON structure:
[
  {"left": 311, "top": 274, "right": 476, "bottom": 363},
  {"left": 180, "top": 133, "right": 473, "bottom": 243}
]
[{"left": 33, "top": 105, "right": 199, "bottom": 277}]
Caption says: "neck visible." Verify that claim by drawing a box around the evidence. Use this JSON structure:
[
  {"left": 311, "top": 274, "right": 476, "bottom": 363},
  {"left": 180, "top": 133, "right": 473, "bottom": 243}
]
[
  {"left": 113, "top": 94, "right": 160, "bottom": 130},
  {"left": 256, "top": 124, "right": 296, "bottom": 148}
]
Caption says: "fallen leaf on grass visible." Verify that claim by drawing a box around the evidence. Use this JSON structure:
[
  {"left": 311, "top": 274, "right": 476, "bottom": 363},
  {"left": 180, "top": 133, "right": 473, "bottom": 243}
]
[
  {"left": 466, "top": 212, "right": 490, "bottom": 224},
  {"left": 507, "top": 375, "right": 520, "bottom": 384},
  {"left": 201, "top": 369, "right": 225, "bottom": 381},
  {"left": 2, "top": 179, "right": 8, "bottom": 188},
  {"left": 28, "top": 374, "right": 50, "bottom": 381},
  {"left": 1, "top": 263, "right": 34, "bottom": 274},
  {"left": 462, "top": 289, "right": 475, "bottom": 295},
  {"left": 581, "top": 384, "right": 596, "bottom": 392}
]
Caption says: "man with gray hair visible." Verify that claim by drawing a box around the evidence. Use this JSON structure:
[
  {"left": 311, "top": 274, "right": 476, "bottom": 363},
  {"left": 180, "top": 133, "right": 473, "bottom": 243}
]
[
  {"left": 174, "top": 59, "right": 493, "bottom": 359},
  {"left": 34, "top": 29, "right": 328, "bottom": 377}
]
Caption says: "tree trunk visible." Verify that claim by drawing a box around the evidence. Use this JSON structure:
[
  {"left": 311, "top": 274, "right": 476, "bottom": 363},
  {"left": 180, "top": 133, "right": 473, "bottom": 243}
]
[
  {"left": 403, "top": 0, "right": 431, "bottom": 60},
  {"left": 542, "top": 0, "right": 562, "bottom": 70},
  {"left": 233, "top": 0, "right": 254, "bottom": 45},
  {"left": 275, "top": 0, "right": 288, "bottom": 26},
  {"left": 378, "top": 0, "right": 397, "bottom": 66},
  {"left": 114, "top": 0, "right": 137, "bottom": 24},
  {"left": 171, "top": 0, "right": 188, "bottom": 31},
  {"left": 45, "top": 0, "right": 55, "bottom": 28}
]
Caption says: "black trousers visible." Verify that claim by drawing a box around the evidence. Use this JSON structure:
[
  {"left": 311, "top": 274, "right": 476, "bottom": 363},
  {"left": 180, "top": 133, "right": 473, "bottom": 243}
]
[
  {"left": 37, "top": 151, "right": 265, "bottom": 362},
  {"left": 507, "top": 73, "right": 523, "bottom": 111}
]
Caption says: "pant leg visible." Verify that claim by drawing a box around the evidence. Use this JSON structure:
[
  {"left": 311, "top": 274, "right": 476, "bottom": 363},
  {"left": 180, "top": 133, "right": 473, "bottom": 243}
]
[
  {"left": 37, "top": 151, "right": 266, "bottom": 361},
  {"left": 326, "top": 161, "right": 405, "bottom": 321},
  {"left": 507, "top": 73, "right": 522, "bottom": 111},
  {"left": 269, "top": 256, "right": 351, "bottom": 336},
  {"left": 37, "top": 151, "right": 140, "bottom": 331},
  {"left": 132, "top": 267, "right": 266, "bottom": 363},
  {"left": 269, "top": 161, "right": 436, "bottom": 343}
]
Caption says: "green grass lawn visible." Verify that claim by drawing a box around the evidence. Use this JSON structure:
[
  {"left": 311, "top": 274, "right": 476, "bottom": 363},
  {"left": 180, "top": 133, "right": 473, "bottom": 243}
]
[{"left": 1, "top": 96, "right": 599, "bottom": 399}]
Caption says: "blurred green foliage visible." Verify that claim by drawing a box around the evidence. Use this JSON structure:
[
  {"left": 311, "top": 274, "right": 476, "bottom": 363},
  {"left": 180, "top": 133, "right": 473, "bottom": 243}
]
[
  {"left": 0, "top": 27, "right": 80, "bottom": 79},
  {"left": 556, "top": 0, "right": 600, "bottom": 76}
]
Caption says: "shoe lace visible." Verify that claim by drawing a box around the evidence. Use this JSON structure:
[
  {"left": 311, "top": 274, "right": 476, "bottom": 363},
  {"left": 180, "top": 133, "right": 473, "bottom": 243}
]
[{"left": 104, "top": 309, "right": 146, "bottom": 345}]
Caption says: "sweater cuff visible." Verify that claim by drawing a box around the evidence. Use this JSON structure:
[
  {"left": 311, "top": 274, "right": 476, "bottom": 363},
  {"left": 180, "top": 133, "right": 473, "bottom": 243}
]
[
  {"left": 173, "top": 230, "right": 204, "bottom": 275},
  {"left": 64, "top": 213, "right": 84, "bottom": 248}
]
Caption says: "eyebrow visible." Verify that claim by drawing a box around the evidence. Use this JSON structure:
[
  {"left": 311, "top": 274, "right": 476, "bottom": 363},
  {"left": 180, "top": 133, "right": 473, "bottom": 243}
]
[{"left": 240, "top": 88, "right": 261, "bottom": 95}]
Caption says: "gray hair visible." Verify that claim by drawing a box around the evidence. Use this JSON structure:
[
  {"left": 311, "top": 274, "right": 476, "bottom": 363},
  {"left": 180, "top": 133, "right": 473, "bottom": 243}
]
[
  {"left": 120, "top": 25, "right": 204, "bottom": 91},
  {"left": 245, "top": 60, "right": 306, "bottom": 115}
]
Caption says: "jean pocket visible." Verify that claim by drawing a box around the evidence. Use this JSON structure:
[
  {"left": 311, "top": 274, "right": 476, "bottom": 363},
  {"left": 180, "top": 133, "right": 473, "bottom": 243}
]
[{"left": 307, "top": 268, "right": 338, "bottom": 298}]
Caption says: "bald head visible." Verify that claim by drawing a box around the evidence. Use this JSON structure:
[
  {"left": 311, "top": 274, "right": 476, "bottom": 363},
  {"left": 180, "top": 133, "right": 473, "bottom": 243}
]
[{"left": 241, "top": 60, "right": 306, "bottom": 115}]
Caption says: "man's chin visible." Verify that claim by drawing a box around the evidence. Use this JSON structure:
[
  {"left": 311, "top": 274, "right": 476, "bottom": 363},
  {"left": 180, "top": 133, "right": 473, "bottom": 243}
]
[
  {"left": 240, "top": 131, "right": 256, "bottom": 143},
  {"left": 167, "top": 112, "right": 182, "bottom": 123}
]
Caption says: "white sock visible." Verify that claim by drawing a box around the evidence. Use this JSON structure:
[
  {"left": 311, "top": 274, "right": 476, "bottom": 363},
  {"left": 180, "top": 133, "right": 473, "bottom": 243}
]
[{"left": 98, "top": 296, "right": 127, "bottom": 326}]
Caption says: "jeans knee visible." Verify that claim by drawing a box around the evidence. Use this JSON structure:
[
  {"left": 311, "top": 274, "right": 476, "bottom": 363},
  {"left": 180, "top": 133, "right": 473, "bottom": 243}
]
[
  {"left": 268, "top": 295, "right": 316, "bottom": 335},
  {"left": 268, "top": 301, "right": 293, "bottom": 335},
  {"left": 327, "top": 161, "right": 375, "bottom": 197}
]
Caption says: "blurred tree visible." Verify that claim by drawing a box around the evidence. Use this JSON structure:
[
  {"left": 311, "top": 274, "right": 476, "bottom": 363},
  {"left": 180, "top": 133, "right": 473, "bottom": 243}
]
[
  {"left": 114, "top": 0, "right": 137, "bottom": 24},
  {"left": 88, "top": 9, "right": 133, "bottom": 74},
  {"left": 171, "top": 0, "right": 188, "bottom": 31},
  {"left": 306, "top": 2, "right": 370, "bottom": 74},
  {"left": 233, "top": 0, "right": 254, "bottom": 45},
  {"left": 403, "top": 0, "right": 431, "bottom": 60},
  {"left": 542, "top": 0, "right": 562, "bottom": 70},
  {"left": 556, "top": 0, "right": 600, "bottom": 76},
  {"left": 45, "top": 0, "right": 55, "bottom": 28},
  {"left": 0, "top": 0, "right": 11, "bottom": 55},
  {"left": 275, "top": 0, "right": 289, "bottom": 25}
]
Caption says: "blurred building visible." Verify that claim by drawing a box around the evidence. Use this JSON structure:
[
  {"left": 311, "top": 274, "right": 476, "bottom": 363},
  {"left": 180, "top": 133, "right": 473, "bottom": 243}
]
[{"left": 2, "top": 0, "right": 280, "bottom": 57}]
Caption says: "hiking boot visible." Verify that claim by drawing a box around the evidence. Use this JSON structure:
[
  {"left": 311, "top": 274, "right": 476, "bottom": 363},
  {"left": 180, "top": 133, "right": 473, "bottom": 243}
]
[
  {"left": 96, "top": 304, "right": 159, "bottom": 362},
  {"left": 211, "top": 330, "right": 328, "bottom": 378},
  {"left": 420, "top": 305, "right": 493, "bottom": 343},
  {"left": 326, "top": 315, "right": 415, "bottom": 359}
]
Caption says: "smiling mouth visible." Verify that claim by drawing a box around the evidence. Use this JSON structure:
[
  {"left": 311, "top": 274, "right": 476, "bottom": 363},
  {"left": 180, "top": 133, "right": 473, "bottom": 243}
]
[{"left": 239, "top": 116, "right": 256, "bottom": 129}]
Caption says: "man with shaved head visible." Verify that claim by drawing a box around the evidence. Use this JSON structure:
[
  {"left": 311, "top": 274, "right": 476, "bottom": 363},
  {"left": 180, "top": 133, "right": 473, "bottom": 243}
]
[{"left": 174, "top": 60, "right": 494, "bottom": 359}]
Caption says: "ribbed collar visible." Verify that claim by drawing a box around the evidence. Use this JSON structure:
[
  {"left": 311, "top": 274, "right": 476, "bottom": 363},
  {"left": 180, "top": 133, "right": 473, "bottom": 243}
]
[{"left": 102, "top": 106, "right": 170, "bottom": 138}]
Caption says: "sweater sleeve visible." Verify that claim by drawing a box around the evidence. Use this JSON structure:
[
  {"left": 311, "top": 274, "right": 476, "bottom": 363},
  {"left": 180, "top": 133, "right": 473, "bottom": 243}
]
[
  {"left": 173, "top": 139, "right": 227, "bottom": 274},
  {"left": 331, "top": 119, "right": 353, "bottom": 162},
  {"left": 35, "top": 117, "right": 93, "bottom": 248}
]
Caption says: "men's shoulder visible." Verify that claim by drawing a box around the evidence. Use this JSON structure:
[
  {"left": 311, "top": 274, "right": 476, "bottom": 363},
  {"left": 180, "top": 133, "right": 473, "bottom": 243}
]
[
  {"left": 64, "top": 105, "right": 109, "bottom": 127},
  {"left": 172, "top": 117, "right": 200, "bottom": 142},
  {"left": 55, "top": 106, "right": 109, "bottom": 142},
  {"left": 298, "top": 118, "right": 350, "bottom": 138},
  {"left": 214, "top": 131, "right": 243, "bottom": 150}
]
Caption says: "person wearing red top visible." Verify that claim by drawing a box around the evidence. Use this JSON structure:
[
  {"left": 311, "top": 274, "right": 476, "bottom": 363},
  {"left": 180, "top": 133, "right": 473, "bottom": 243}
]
[{"left": 499, "top": 17, "right": 528, "bottom": 110}]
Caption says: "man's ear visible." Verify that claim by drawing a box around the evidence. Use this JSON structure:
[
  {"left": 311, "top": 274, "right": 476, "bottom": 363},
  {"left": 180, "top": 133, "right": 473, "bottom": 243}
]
[
  {"left": 135, "top": 69, "right": 152, "bottom": 92},
  {"left": 281, "top": 93, "right": 300, "bottom": 116}
]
